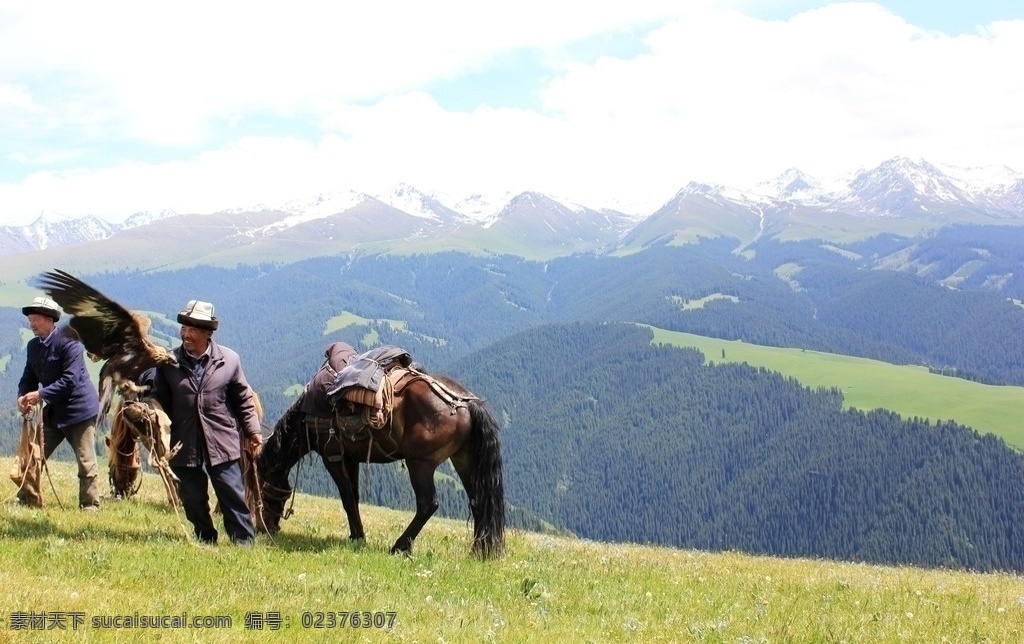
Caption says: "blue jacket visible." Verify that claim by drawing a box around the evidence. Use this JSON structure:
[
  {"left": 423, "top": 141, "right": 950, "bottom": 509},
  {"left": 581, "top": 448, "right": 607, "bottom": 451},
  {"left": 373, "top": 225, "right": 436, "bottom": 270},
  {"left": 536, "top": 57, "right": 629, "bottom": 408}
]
[{"left": 18, "top": 327, "right": 100, "bottom": 429}]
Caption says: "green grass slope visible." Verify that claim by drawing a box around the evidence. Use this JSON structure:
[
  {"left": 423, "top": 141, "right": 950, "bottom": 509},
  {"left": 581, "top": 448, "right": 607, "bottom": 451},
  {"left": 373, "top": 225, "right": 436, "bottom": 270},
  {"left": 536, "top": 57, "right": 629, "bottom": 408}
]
[
  {"left": 648, "top": 326, "right": 1024, "bottom": 448},
  {"left": 2, "top": 462, "right": 1023, "bottom": 643}
]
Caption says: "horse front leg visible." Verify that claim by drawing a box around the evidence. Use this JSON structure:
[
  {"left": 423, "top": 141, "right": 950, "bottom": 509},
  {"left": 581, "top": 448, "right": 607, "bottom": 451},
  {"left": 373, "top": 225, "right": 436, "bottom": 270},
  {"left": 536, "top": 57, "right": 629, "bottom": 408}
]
[
  {"left": 391, "top": 459, "right": 439, "bottom": 555},
  {"left": 321, "top": 451, "right": 365, "bottom": 542}
]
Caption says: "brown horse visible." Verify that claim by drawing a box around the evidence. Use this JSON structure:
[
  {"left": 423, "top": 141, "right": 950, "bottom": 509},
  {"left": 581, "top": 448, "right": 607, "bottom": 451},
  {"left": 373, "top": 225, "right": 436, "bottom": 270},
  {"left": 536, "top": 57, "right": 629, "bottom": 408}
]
[
  {"left": 258, "top": 364, "right": 505, "bottom": 557},
  {"left": 107, "top": 402, "right": 142, "bottom": 499},
  {"left": 106, "top": 387, "right": 265, "bottom": 512}
]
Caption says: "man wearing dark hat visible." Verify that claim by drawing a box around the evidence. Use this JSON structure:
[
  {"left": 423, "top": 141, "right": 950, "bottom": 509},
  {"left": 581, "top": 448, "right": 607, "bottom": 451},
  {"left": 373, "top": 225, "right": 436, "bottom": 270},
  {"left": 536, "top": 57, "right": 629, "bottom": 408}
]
[
  {"left": 16, "top": 296, "right": 102, "bottom": 509},
  {"left": 141, "top": 299, "right": 263, "bottom": 545}
]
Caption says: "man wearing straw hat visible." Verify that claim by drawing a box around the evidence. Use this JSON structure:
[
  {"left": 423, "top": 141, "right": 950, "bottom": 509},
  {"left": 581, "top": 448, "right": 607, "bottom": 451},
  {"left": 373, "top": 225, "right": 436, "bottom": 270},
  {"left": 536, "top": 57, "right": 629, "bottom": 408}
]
[
  {"left": 142, "top": 299, "right": 263, "bottom": 546},
  {"left": 15, "top": 296, "right": 102, "bottom": 510}
]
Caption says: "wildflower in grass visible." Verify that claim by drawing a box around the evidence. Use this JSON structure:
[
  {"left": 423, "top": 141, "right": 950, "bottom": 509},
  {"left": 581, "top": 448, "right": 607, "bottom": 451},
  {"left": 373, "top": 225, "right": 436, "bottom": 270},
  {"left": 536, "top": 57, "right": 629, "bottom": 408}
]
[{"left": 487, "top": 603, "right": 506, "bottom": 629}]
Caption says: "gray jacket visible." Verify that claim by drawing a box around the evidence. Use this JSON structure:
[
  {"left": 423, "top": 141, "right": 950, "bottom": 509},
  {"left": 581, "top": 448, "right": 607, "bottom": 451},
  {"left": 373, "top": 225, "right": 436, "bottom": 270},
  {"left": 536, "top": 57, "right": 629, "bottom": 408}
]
[{"left": 146, "top": 341, "right": 261, "bottom": 467}]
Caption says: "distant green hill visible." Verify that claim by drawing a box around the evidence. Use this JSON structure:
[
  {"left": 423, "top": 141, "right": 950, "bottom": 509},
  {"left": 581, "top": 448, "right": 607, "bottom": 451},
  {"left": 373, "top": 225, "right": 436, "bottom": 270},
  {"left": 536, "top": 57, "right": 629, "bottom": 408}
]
[
  {"left": 453, "top": 322, "right": 1024, "bottom": 572},
  {"left": 647, "top": 326, "right": 1024, "bottom": 449}
]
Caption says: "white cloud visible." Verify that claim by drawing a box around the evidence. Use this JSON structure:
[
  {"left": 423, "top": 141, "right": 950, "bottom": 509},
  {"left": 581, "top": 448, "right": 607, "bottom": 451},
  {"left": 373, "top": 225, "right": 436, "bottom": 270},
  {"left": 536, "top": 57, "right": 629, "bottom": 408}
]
[{"left": 0, "top": 1, "right": 1022, "bottom": 224}]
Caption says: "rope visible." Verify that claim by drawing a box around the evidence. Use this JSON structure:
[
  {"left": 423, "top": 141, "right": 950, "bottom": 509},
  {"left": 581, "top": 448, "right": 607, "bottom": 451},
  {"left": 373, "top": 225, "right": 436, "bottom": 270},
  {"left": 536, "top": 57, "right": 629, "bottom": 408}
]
[
  {"left": 35, "top": 406, "right": 65, "bottom": 510},
  {"left": 6, "top": 404, "right": 65, "bottom": 510},
  {"left": 243, "top": 442, "right": 275, "bottom": 545},
  {"left": 115, "top": 402, "right": 177, "bottom": 501},
  {"left": 5, "top": 404, "right": 43, "bottom": 505},
  {"left": 285, "top": 421, "right": 313, "bottom": 520}
]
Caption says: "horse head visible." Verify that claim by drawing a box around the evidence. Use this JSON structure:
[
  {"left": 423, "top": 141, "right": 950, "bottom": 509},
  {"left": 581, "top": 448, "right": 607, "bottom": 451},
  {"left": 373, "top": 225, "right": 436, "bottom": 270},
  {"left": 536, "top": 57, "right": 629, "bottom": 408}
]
[{"left": 257, "top": 397, "right": 310, "bottom": 533}]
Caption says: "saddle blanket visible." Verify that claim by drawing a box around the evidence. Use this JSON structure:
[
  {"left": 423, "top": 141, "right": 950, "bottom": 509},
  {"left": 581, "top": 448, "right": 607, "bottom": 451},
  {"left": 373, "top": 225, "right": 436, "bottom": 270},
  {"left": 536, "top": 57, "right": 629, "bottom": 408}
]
[{"left": 326, "top": 345, "right": 412, "bottom": 409}]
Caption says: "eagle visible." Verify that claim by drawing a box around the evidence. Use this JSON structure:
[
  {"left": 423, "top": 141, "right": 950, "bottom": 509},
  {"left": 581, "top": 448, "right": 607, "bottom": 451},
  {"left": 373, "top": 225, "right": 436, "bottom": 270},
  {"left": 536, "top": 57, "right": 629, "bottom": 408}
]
[{"left": 36, "top": 269, "right": 177, "bottom": 422}]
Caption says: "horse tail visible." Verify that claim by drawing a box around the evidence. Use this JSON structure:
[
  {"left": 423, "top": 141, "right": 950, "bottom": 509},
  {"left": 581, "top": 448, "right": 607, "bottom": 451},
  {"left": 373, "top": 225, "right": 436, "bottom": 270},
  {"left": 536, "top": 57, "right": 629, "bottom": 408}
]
[{"left": 468, "top": 399, "right": 506, "bottom": 558}]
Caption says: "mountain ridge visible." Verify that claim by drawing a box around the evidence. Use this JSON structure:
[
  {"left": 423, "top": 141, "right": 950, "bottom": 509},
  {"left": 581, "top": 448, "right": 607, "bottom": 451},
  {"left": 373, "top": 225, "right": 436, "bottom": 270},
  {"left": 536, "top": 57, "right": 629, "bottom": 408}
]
[{"left": 2, "top": 156, "right": 1022, "bottom": 274}]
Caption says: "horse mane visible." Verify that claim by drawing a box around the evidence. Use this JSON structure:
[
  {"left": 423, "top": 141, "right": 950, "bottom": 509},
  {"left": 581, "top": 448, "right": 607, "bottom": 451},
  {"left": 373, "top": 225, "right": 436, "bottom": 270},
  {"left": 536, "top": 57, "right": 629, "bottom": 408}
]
[
  {"left": 250, "top": 387, "right": 264, "bottom": 423},
  {"left": 261, "top": 396, "right": 305, "bottom": 462}
]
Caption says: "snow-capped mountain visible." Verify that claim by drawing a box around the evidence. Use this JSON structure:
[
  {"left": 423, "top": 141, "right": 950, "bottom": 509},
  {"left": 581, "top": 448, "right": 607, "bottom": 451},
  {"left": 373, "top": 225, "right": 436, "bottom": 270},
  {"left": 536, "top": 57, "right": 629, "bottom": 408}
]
[
  {"left": 837, "top": 157, "right": 975, "bottom": 215},
  {"left": 241, "top": 190, "right": 369, "bottom": 238},
  {"left": 0, "top": 213, "right": 117, "bottom": 255},
  {"left": 121, "top": 210, "right": 177, "bottom": 228},
  {"left": 372, "top": 184, "right": 468, "bottom": 224},
  {"left": 746, "top": 157, "right": 1024, "bottom": 217},
  {"left": 485, "top": 191, "right": 634, "bottom": 251},
  {"left": 446, "top": 191, "right": 516, "bottom": 226},
  {"left": 1, "top": 156, "right": 1021, "bottom": 262},
  {"left": 0, "top": 210, "right": 177, "bottom": 256},
  {"left": 751, "top": 168, "right": 834, "bottom": 204}
]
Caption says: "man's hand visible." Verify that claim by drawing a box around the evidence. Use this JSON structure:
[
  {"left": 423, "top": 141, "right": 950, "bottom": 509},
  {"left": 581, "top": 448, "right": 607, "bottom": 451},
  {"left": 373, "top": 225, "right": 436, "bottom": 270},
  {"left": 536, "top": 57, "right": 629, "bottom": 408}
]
[
  {"left": 247, "top": 433, "right": 264, "bottom": 457},
  {"left": 17, "top": 392, "right": 40, "bottom": 414},
  {"left": 118, "top": 381, "right": 151, "bottom": 400}
]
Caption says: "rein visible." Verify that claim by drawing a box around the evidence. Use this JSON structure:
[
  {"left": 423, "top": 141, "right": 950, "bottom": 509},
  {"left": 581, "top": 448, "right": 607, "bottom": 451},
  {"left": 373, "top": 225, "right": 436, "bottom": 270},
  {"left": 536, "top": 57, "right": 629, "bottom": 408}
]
[
  {"left": 261, "top": 411, "right": 307, "bottom": 527},
  {"left": 33, "top": 406, "right": 65, "bottom": 509},
  {"left": 284, "top": 419, "right": 314, "bottom": 521},
  {"left": 107, "top": 463, "right": 143, "bottom": 499},
  {"left": 243, "top": 443, "right": 274, "bottom": 543},
  {"left": 115, "top": 402, "right": 181, "bottom": 506}
]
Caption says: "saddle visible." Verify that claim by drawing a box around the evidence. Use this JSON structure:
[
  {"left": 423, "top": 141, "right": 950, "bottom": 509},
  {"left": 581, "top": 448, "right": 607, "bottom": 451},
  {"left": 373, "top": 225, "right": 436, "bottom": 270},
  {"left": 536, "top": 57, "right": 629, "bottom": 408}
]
[
  {"left": 311, "top": 344, "right": 477, "bottom": 442},
  {"left": 300, "top": 341, "right": 357, "bottom": 417},
  {"left": 326, "top": 345, "right": 412, "bottom": 432}
]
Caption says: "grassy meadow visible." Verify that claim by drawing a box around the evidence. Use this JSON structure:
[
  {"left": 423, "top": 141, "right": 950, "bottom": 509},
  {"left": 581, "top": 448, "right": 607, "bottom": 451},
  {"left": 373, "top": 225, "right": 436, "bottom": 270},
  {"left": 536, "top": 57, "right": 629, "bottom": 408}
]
[
  {"left": 648, "top": 326, "right": 1024, "bottom": 449},
  {"left": 2, "top": 461, "right": 1024, "bottom": 643}
]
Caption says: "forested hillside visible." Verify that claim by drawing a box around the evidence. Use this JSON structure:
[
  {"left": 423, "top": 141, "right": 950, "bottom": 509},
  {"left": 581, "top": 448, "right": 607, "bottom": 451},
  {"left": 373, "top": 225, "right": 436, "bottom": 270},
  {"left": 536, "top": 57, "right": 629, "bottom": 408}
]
[
  {"left": 848, "top": 224, "right": 1024, "bottom": 296},
  {"left": 3, "top": 235, "right": 1022, "bottom": 426},
  {"left": 5, "top": 233, "right": 1022, "bottom": 422},
  {"left": 2, "top": 234, "right": 1023, "bottom": 569},
  {"left": 452, "top": 322, "right": 1024, "bottom": 572}
]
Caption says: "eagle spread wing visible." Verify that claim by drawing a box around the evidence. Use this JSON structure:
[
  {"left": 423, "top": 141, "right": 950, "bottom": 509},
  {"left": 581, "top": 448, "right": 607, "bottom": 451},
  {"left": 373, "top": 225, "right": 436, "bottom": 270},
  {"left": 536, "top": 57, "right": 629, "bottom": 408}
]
[{"left": 36, "top": 269, "right": 177, "bottom": 421}]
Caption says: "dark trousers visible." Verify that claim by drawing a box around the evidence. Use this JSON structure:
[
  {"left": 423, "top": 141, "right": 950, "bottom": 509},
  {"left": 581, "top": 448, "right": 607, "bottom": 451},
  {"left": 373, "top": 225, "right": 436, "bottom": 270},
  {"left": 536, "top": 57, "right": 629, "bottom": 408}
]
[{"left": 172, "top": 459, "right": 255, "bottom": 544}]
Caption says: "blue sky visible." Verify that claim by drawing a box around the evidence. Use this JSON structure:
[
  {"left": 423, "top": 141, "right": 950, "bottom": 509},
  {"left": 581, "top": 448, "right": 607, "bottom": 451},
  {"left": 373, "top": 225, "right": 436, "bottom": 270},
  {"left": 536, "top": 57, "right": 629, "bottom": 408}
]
[
  {"left": 746, "top": 0, "right": 1020, "bottom": 34},
  {"left": 1, "top": 1, "right": 1022, "bottom": 224}
]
